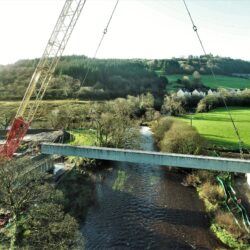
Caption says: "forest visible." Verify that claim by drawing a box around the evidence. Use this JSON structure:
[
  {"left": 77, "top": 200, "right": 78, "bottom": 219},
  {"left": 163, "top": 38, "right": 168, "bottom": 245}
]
[
  {"left": 150, "top": 55, "right": 250, "bottom": 75},
  {"left": 0, "top": 55, "right": 166, "bottom": 109}
]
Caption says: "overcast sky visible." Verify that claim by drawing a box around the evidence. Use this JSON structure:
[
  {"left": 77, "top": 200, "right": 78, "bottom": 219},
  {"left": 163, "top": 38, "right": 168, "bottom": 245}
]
[{"left": 0, "top": 0, "right": 250, "bottom": 65}]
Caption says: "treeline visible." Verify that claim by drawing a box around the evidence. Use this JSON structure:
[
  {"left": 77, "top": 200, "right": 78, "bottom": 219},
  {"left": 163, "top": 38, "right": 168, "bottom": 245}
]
[
  {"left": 161, "top": 89, "right": 250, "bottom": 115},
  {"left": 0, "top": 55, "right": 167, "bottom": 108},
  {"left": 148, "top": 55, "right": 250, "bottom": 75},
  {"left": 197, "top": 89, "right": 250, "bottom": 112}
]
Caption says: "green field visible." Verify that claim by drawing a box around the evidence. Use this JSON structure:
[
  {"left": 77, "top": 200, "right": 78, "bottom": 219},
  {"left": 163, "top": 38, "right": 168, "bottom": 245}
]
[
  {"left": 180, "top": 107, "right": 250, "bottom": 149},
  {"left": 157, "top": 72, "right": 250, "bottom": 90},
  {"left": 68, "top": 129, "right": 96, "bottom": 146}
]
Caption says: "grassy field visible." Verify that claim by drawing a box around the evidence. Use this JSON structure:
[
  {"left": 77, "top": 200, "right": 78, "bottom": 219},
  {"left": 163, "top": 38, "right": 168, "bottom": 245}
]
[
  {"left": 180, "top": 107, "right": 250, "bottom": 150},
  {"left": 68, "top": 129, "right": 96, "bottom": 146},
  {"left": 156, "top": 72, "right": 250, "bottom": 90}
]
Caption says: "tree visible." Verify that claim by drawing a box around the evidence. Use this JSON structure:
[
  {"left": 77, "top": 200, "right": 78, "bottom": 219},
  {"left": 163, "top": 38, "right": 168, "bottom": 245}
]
[
  {"left": 161, "top": 94, "right": 185, "bottom": 116},
  {"left": 140, "top": 92, "right": 154, "bottom": 109},
  {"left": 0, "top": 158, "right": 48, "bottom": 248},
  {"left": 165, "top": 60, "right": 180, "bottom": 74},
  {"left": 0, "top": 114, "right": 14, "bottom": 129},
  {"left": 192, "top": 70, "right": 201, "bottom": 81},
  {"left": 85, "top": 98, "right": 140, "bottom": 149},
  {"left": 160, "top": 121, "right": 206, "bottom": 155},
  {"left": 22, "top": 203, "right": 83, "bottom": 250},
  {"left": 48, "top": 106, "right": 76, "bottom": 129},
  {"left": 0, "top": 158, "right": 83, "bottom": 249}
]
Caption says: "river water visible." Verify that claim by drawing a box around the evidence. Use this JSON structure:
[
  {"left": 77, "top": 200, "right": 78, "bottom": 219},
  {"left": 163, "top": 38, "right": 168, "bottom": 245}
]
[{"left": 81, "top": 127, "right": 221, "bottom": 249}]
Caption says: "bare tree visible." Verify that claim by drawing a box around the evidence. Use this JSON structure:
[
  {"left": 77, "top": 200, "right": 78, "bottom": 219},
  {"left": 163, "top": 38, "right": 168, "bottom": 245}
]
[
  {"left": 0, "top": 158, "right": 51, "bottom": 248},
  {"left": 0, "top": 158, "right": 83, "bottom": 249}
]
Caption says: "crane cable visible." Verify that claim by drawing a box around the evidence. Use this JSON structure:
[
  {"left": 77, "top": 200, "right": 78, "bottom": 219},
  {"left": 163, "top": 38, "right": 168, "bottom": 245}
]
[
  {"left": 182, "top": 0, "right": 244, "bottom": 158},
  {"left": 81, "top": 0, "right": 120, "bottom": 86}
]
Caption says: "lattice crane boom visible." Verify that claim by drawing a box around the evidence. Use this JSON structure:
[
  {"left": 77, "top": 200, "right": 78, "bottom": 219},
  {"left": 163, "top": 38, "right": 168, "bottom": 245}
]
[{"left": 0, "top": 0, "right": 87, "bottom": 158}]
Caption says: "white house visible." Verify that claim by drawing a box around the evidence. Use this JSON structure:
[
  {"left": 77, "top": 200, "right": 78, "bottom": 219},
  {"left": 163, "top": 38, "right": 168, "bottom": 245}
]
[
  {"left": 177, "top": 89, "right": 185, "bottom": 97},
  {"left": 192, "top": 89, "right": 201, "bottom": 96},
  {"left": 184, "top": 91, "right": 191, "bottom": 97},
  {"left": 208, "top": 89, "right": 213, "bottom": 95}
]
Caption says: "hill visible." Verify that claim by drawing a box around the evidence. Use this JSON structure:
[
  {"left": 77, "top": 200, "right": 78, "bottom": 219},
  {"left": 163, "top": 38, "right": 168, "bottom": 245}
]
[
  {"left": 1, "top": 55, "right": 250, "bottom": 105},
  {"left": 161, "top": 74, "right": 250, "bottom": 90},
  {"left": 150, "top": 56, "right": 250, "bottom": 75},
  {"left": 151, "top": 56, "right": 250, "bottom": 91},
  {"left": 0, "top": 55, "right": 167, "bottom": 108}
]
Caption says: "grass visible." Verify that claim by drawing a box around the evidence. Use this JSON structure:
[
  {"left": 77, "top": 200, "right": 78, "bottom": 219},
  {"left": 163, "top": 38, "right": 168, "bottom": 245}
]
[
  {"left": 156, "top": 72, "right": 250, "bottom": 90},
  {"left": 211, "top": 223, "right": 250, "bottom": 249},
  {"left": 200, "top": 75, "right": 250, "bottom": 89},
  {"left": 179, "top": 107, "right": 250, "bottom": 150},
  {"left": 68, "top": 129, "right": 96, "bottom": 146}
]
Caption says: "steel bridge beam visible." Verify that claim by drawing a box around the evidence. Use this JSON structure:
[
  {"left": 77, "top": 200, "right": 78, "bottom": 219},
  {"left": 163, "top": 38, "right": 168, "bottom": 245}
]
[{"left": 41, "top": 143, "right": 250, "bottom": 173}]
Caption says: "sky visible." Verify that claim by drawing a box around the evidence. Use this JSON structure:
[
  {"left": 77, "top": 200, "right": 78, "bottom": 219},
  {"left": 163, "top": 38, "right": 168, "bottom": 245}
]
[{"left": 0, "top": 0, "right": 250, "bottom": 65}]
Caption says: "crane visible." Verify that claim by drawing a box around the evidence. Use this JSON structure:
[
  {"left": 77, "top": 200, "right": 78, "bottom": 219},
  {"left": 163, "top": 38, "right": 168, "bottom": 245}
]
[{"left": 0, "top": 0, "right": 87, "bottom": 158}]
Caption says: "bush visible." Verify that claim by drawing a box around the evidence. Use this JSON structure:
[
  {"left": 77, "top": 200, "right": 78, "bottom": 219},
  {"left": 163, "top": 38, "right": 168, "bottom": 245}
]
[
  {"left": 159, "top": 121, "right": 206, "bottom": 155},
  {"left": 196, "top": 170, "right": 219, "bottom": 184},
  {"left": 184, "top": 170, "right": 220, "bottom": 188},
  {"left": 151, "top": 117, "right": 174, "bottom": 144},
  {"left": 214, "top": 212, "right": 246, "bottom": 239},
  {"left": 210, "top": 223, "right": 249, "bottom": 249},
  {"left": 184, "top": 173, "right": 201, "bottom": 187},
  {"left": 198, "top": 182, "right": 225, "bottom": 212}
]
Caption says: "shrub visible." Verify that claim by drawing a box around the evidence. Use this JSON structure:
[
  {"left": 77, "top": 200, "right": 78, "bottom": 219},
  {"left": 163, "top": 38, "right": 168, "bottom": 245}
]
[
  {"left": 159, "top": 121, "right": 206, "bottom": 155},
  {"left": 198, "top": 182, "right": 225, "bottom": 212},
  {"left": 200, "top": 182, "right": 225, "bottom": 202},
  {"left": 151, "top": 117, "right": 174, "bottom": 144},
  {"left": 196, "top": 170, "right": 219, "bottom": 184},
  {"left": 214, "top": 212, "right": 245, "bottom": 239},
  {"left": 184, "top": 170, "right": 220, "bottom": 188},
  {"left": 210, "top": 223, "right": 249, "bottom": 249},
  {"left": 184, "top": 173, "right": 201, "bottom": 187}
]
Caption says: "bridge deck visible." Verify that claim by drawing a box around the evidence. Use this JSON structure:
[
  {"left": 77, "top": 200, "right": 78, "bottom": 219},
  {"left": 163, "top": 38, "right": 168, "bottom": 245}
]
[{"left": 41, "top": 143, "right": 250, "bottom": 173}]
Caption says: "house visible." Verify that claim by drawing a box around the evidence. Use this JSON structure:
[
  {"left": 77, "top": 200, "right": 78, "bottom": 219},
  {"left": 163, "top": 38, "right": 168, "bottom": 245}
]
[
  {"left": 177, "top": 89, "right": 185, "bottom": 97},
  {"left": 208, "top": 89, "right": 213, "bottom": 95},
  {"left": 192, "top": 89, "right": 201, "bottom": 96}
]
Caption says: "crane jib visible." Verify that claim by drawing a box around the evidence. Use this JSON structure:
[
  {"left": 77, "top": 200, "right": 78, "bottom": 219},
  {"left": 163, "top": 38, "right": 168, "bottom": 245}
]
[{"left": 0, "top": 0, "right": 87, "bottom": 159}]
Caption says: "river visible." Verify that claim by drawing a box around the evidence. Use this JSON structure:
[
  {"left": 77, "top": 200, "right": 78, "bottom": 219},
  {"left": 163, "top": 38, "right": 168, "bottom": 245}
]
[{"left": 81, "top": 127, "right": 221, "bottom": 249}]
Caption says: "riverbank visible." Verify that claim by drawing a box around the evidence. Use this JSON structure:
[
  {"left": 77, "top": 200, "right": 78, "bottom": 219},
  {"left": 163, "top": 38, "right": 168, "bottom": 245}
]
[
  {"left": 151, "top": 117, "right": 250, "bottom": 248},
  {"left": 186, "top": 170, "right": 250, "bottom": 248},
  {"left": 79, "top": 127, "right": 222, "bottom": 249}
]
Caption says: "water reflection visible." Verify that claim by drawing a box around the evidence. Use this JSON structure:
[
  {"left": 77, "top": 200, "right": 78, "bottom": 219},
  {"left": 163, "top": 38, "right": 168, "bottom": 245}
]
[
  {"left": 112, "top": 170, "right": 128, "bottom": 192},
  {"left": 81, "top": 127, "right": 221, "bottom": 249}
]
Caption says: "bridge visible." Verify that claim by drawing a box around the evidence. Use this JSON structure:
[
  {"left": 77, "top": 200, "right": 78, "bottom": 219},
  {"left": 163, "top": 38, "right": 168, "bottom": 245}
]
[
  {"left": 29, "top": 154, "right": 54, "bottom": 173},
  {"left": 41, "top": 143, "right": 250, "bottom": 173}
]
